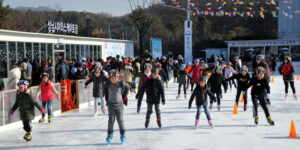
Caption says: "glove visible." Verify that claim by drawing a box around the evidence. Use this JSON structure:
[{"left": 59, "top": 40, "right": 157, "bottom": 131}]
[
  {"left": 137, "top": 106, "right": 141, "bottom": 113},
  {"left": 212, "top": 96, "right": 217, "bottom": 103},
  {"left": 84, "top": 86, "right": 87, "bottom": 89},
  {"left": 56, "top": 94, "right": 60, "bottom": 100},
  {"left": 10, "top": 110, "right": 14, "bottom": 115},
  {"left": 266, "top": 93, "right": 270, "bottom": 100},
  {"left": 41, "top": 109, "right": 45, "bottom": 114},
  {"left": 123, "top": 100, "right": 128, "bottom": 106},
  {"left": 123, "top": 97, "right": 128, "bottom": 106},
  {"left": 35, "top": 96, "right": 38, "bottom": 101}
]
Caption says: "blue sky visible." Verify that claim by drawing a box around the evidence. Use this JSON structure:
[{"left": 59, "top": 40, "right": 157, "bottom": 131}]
[{"left": 3, "top": 0, "right": 133, "bottom": 16}]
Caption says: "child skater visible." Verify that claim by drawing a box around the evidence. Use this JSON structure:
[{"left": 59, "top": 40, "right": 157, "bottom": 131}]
[
  {"left": 208, "top": 66, "right": 228, "bottom": 111},
  {"left": 189, "top": 77, "right": 216, "bottom": 128},
  {"left": 245, "top": 67, "right": 274, "bottom": 125},
  {"left": 85, "top": 65, "right": 108, "bottom": 116},
  {"left": 227, "top": 65, "right": 250, "bottom": 111},
  {"left": 224, "top": 62, "right": 237, "bottom": 91},
  {"left": 278, "top": 56, "right": 297, "bottom": 100},
  {"left": 35, "top": 72, "right": 59, "bottom": 123},
  {"left": 136, "top": 68, "right": 165, "bottom": 128},
  {"left": 104, "top": 69, "right": 130, "bottom": 144},
  {"left": 10, "top": 80, "right": 45, "bottom": 142},
  {"left": 176, "top": 64, "right": 190, "bottom": 99}
]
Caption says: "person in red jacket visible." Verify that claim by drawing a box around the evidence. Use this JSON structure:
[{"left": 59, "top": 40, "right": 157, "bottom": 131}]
[
  {"left": 278, "top": 56, "right": 297, "bottom": 100},
  {"left": 189, "top": 59, "right": 202, "bottom": 91},
  {"left": 35, "top": 72, "right": 59, "bottom": 123}
]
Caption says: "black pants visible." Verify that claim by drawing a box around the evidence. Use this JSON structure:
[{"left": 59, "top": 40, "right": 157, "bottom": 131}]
[
  {"left": 284, "top": 81, "right": 296, "bottom": 94},
  {"left": 236, "top": 88, "right": 247, "bottom": 105},
  {"left": 23, "top": 120, "right": 32, "bottom": 132},
  {"left": 210, "top": 92, "right": 222, "bottom": 105},
  {"left": 146, "top": 103, "right": 161, "bottom": 119},
  {"left": 178, "top": 82, "right": 186, "bottom": 94},
  {"left": 228, "top": 79, "right": 237, "bottom": 88},
  {"left": 251, "top": 93, "right": 270, "bottom": 118}
]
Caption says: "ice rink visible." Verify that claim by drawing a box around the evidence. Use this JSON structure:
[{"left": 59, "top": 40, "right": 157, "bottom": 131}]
[{"left": 0, "top": 74, "right": 300, "bottom": 150}]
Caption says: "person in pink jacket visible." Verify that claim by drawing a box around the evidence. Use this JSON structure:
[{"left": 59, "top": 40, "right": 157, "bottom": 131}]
[
  {"left": 224, "top": 62, "right": 237, "bottom": 90},
  {"left": 189, "top": 59, "right": 202, "bottom": 91},
  {"left": 35, "top": 72, "right": 59, "bottom": 123}
]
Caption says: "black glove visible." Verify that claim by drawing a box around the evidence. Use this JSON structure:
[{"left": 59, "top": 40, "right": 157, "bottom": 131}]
[{"left": 211, "top": 96, "right": 216, "bottom": 103}]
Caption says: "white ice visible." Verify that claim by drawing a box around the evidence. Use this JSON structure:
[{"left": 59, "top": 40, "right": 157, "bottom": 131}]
[{"left": 0, "top": 63, "right": 300, "bottom": 150}]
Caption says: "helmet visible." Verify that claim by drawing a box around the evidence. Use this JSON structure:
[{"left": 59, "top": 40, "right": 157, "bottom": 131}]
[
  {"left": 227, "top": 62, "right": 232, "bottom": 66},
  {"left": 151, "top": 68, "right": 159, "bottom": 74},
  {"left": 71, "top": 67, "right": 77, "bottom": 73},
  {"left": 200, "top": 60, "right": 205, "bottom": 63},
  {"left": 174, "top": 60, "right": 178, "bottom": 63},
  {"left": 82, "top": 57, "right": 86, "bottom": 61},
  {"left": 162, "top": 56, "right": 167, "bottom": 60},
  {"left": 18, "top": 80, "right": 29, "bottom": 89},
  {"left": 234, "top": 56, "right": 239, "bottom": 59},
  {"left": 285, "top": 56, "right": 292, "bottom": 62},
  {"left": 180, "top": 64, "right": 186, "bottom": 69},
  {"left": 82, "top": 62, "right": 86, "bottom": 67},
  {"left": 144, "top": 63, "right": 152, "bottom": 69},
  {"left": 256, "top": 54, "right": 265, "bottom": 60},
  {"left": 41, "top": 72, "right": 50, "bottom": 78},
  {"left": 257, "top": 67, "right": 266, "bottom": 74},
  {"left": 198, "top": 76, "right": 207, "bottom": 83},
  {"left": 109, "top": 69, "right": 119, "bottom": 77},
  {"left": 215, "top": 66, "right": 223, "bottom": 71},
  {"left": 77, "top": 58, "right": 83, "bottom": 62},
  {"left": 195, "top": 59, "right": 200, "bottom": 63},
  {"left": 177, "top": 55, "right": 183, "bottom": 59},
  {"left": 214, "top": 61, "right": 219, "bottom": 65},
  {"left": 157, "top": 63, "right": 162, "bottom": 68},
  {"left": 187, "top": 62, "right": 192, "bottom": 66},
  {"left": 241, "top": 65, "right": 248, "bottom": 72}
]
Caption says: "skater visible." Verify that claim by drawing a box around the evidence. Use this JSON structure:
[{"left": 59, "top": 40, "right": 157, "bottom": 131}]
[
  {"left": 176, "top": 64, "right": 190, "bottom": 99},
  {"left": 104, "top": 69, "right": 130, "bottom": 143},
  {"left": 189, "top": 59, "right": 202, "bottom": 91},
  {"left": 157, "top": 63, "right": 169, "bottom": 88},
  {"left": 189, "top": 77, "right": 215, "bottom": 128},
  {"left": 208, "top": 66, "right": 228, "bottom": 111},
  {"left": 224, "top": 62, "right": 237, "bottom": 90},
  {"left": 245, "top": 67, "right": 275, "bottom": 125},
  {"left": 173, "top": 60, "right": 179, "bottom": 83},
  {"left": 135, "top": 63, "right": 152, "bottom": 113},
  {"left": 120, "top": 62, "right": 134, "bottom": 93},
  {"left": 85, "top": 65, "right": 109, "bottom": 116},
  {"left": 10, "top": 80, "right": 45, "bottom": 142},
  {"left": 35, "top": 72, "right": 59, "bottom": 123},
  {"left": 136, "top": 68, "right": 165, "bottom": 128},
  {"left": 278, "top": 56, "right": 297, "bottom": 100},
  {"left": 227, "top": 65, "right": 251, "bottom": 111}
]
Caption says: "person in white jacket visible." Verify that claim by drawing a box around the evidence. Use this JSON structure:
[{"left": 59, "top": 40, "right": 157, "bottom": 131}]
[
  {"left": 225, "top": 62, "right": 237, "bottom": 90},
  {"left": 7, "top": 63, "right": 21, "bottom": 90}
]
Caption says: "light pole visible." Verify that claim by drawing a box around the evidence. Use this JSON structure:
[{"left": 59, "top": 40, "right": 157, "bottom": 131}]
[{"left": 184, "top": 0, "right": 193, "bottom": 63}]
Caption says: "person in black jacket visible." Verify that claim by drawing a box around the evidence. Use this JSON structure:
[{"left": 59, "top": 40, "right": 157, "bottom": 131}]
[
  {"left": 10, "top": 80, "right": 45, "bottom": 142},
  {"left": 189, "top": 77, "right": 215, "bottom": 128},
  {"left": 136, "top": 68, "right": 166, "bottom": 128},
  {"left": 75, "top": 63, "right": 88, "bottom": 80},
  {"left": 232, "top": 56, "right": 241, "bottom": 72},
  {"left": 208, "top": 66, "right": 228, "bottom": 112},
  {"left": 278, "top": 56, "right": 297, "bottom": 100},
  {"left": 227, "top": 65, "right": 251, "bottom": 111},
  {"left": 245, "top": 67, "right": 274, "bottom": 125},
  {"left": 85, "top": 65, "right": 109, "bottom": 116},
  {"left": 157, "top": 63, "right": 169, "bottom": 88}
]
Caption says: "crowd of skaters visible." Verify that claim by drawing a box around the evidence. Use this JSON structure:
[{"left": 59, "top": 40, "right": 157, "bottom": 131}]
[{"left": 5, "top": 52, "right": 298, "bottom": 143}]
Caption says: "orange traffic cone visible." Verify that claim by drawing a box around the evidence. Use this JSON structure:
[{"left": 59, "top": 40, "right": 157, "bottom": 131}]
[
  {"left": 233, "top": 102, "right": 239, "bottom": 115},
  {"left": 289, "top": 120, "right": 297, "bottom": 138},
  {"left": 240, "top": 94, "right": 244, "bottom": 103},
  {"left": 297, "top": 75, "right": 299, "bottom": 81},
  {"left": 271, "top": 76, "right": 274, "bottom": 83}
]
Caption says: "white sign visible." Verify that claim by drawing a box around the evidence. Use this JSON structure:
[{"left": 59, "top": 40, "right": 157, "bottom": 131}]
[
  {"left": 150, "top": 38, "right": 162, "bottom": 59},
  {"left": 184, "top": 20, "right": 193, "bottom": 63},
  {"left": 103, "top": 42, "right": 125, "bottom": 58},
  {"left": 47, "top": 20, "right": 78, "bottom": 35},
  {"left": 227, "top": 40, "right": 300, "bottom": 47}
]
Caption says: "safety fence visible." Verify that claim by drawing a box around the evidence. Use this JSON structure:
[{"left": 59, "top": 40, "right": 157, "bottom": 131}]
[{"left": 0, "top": 79, "right": 94, "bottom": 127}]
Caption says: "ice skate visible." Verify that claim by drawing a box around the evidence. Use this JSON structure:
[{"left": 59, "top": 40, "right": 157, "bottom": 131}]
[
  {"left": 209, "top": 104, "right": 213, "bottom": 110},
  {"left": 120, "top": 132, "right": 126, "bottom": 143},
  {"left": 195, "top": 120, "right": 200, "bottom": 128},
  {"left": 106, "top": 131, "right": 114, "bottom": 144},
  {"left": 254, "top": 116, "right": 259, "bottom": 125},
  {"left": 93, "top": 109, "right": 98, "bottom": 117},
  {"left": 101, "top": 108, "right": 106, "bottom": 114},
  {"left": 145, "top": 119, "right": 150, "bottom": 128},
  {"left": 39, "top": 116, "right": 45, "bottom": 123},
  {"left": 184, "top": 94, "right": 187, "bottom": 99},
  {"left": 23, "top": 132, "right": 32, "bottom": 142},
  {"left": 217, "top": 105, "right": 221, "bottom": 112},
  {"left": 176, "top": 94, "right": 181, "bottom": 99},
  {"left": 285, "top": 93, "right": 288, "bottom": 101},
  {"left": 267, "top": 116, "right": 275, "bottom": 126},
  {"left": 293, "top": 94, "right": 298, "bottom": 100},
  {"left": 157, "top": 118, "right": 162, "bottom": 128},
  {"left": 48, "top": 115, "right": 51, "bottom": 123},
  {"left": 244, "top": 104, "right": 247, "bottom": 111},
  {"left": 208, "top": 120, "right": 214, "bottom": 128}
]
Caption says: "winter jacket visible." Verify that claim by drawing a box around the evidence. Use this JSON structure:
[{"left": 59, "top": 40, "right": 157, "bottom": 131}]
[
  {"left": 159, "top": 69, "right": 168, "bottom": 82},
  {"left": 173, "top": 63, "right": 179, "bottom": 76},
  {"left": 135, "top": 72, "right": 152, "bottom": 90},
  {"left": 136, "top": 77, "right": 165, "bottom": 104},
  {"left": 85, "top": 72, "right": 108, "bottom": 97},
  {"left": 189, "top": 65, "right": 202, "bottom": 83},
  {"left": 75, "top": 69, "right": 88, "bottom": 80},
  {"left": 225, "top": 67, "right": 236, "bottom": 79},
  {"left": 7, "top": 66, "right": 21, "bottom": 90},
  {"left": 232, "top": 61, "right": 241, "bottom": 72},
  {"left": 56, "top": 62, "right": 69, "bottom": 82},
  {"left": 11, "top": 91, "right": 43, "bottom": 121},
  {"left": 177, "top": 70, "right": 189, "bottom": 84},
  {"left": 278, "top": 63, "right": 295, "bottom": 81},
  {"left": 246, "top": 77, "right": 270, "bottom": 95},
  {"left": 208, "top": 73, "right": 228, "bottom": 93},
  {"left": 227, "top": 73, "right": 250, "bottom": 90},
  {"left": 121, "top": 66, "right": 134, "bottom": 83},
  {"left": 104, "top": 80, "right": 130, "bottom": 107},
  {"left": 189, "top": 85, "right": 215, "bottom": 106}
]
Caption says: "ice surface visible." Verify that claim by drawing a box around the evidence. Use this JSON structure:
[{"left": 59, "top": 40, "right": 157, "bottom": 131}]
[{"left": 0, "top": 62, "right": 300, "bottom": 150}]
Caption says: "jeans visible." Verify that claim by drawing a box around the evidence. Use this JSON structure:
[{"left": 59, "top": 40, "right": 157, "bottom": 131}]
[
  {"left": 42, "top": 100, "right": 53, "bottom": 116},
  {"left": 146, "top": 103, "right": 161, "bottom": 119},
  {"left": 196, "top": 105, "right": 211, "bottom": 120},
  {"left": 178, "top": 82, "right": 187, "bottom": 94},
  {"left": 94, "top": 97, "right": 105, "bottom": 109}
]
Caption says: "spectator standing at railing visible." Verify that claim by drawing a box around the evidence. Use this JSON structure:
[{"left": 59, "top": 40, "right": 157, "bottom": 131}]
[
  {"left": 55, "top": 59, "right": 69, "bottom": 82},
  {"left": 85, "top": 65, "right": 109, "bottom": 116},
  {"left": 23, "top": 58, "right": 32, "bottom": 84},
  {"left": 35, "top": 72, "right": 59, "bottom": 123},
  {"left": 75, "top": 63, "right": 88, "bottom": 80},
  {"left": 7, "top": 61, "right": 21, "bottom": 90},
  {"left": 10, "top": 80, "right": 45, "bottom": 142},
  {"left": 120, "top": 62, "right": 134, "bottom": 93},
  {"left": 38, "top": 60, "right": 53, "bottom": 83}
]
